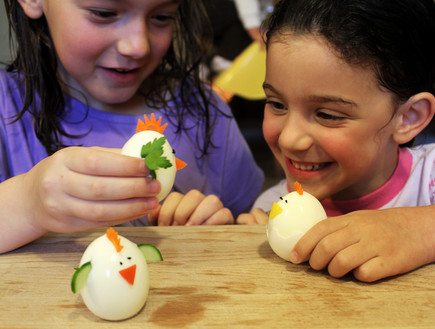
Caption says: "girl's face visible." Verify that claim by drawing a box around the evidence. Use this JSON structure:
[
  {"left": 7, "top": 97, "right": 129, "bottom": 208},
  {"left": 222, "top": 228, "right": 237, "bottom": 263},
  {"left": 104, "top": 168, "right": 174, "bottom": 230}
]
[
  {"left": 40, "top": 0, "right": 179, "bottom": 113},
  {"left": 263, "top": 34, "right": 402, "bottom": 200}
]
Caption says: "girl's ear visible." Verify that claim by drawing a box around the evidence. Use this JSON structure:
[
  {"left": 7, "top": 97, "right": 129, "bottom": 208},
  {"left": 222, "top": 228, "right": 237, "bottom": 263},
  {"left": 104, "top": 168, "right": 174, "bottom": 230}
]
[
  {"left": 17, "top": 0, "right": 44, "bottom": 19},
  {"left": 393, "top": 92, "right": 435, "bottom": 145}
]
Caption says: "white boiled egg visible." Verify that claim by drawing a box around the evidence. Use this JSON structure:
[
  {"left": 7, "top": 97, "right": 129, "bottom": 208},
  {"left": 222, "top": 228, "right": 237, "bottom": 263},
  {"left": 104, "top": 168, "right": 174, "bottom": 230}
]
[
  {"left": 267, "top": 183, "right": 327, "bottom": 261},
  {"left": 79, "top": 230, "right": 149, "bottom": 321},
  {"left": 121, "top": 130, "right": 176, "bottom": 201}
]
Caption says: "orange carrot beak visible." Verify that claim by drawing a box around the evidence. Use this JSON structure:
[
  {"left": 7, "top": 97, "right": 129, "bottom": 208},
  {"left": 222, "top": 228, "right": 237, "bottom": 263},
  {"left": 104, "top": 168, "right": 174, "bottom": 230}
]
[
  {"left": 119, "top": 265, "right": 136, "bottom": 285},
  {"left": 175, "top": 158, "right": 187, "bottom": 171}
]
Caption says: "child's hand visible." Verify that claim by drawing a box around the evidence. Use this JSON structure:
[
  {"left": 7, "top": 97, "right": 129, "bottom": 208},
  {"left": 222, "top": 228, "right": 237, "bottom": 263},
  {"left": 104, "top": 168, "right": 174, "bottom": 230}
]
[
  {"left": 290, "top": 206, "right": 435, "bottom": 282},
  {"left": 148, "top": 190, "right": 234, "bottom": 226},
  {"left": 24, "top": 146, "right": 160, "bottom": 233},
  {"left": 236, "top": 208, "right": 268, "bottom": 224}
]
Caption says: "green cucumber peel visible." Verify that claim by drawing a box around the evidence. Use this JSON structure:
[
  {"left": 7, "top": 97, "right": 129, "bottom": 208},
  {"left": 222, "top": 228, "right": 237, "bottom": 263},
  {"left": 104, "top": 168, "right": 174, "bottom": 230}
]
[
  {"left": 138, "top": 244, "right": 163, "bottom": 262},
  {"left": 71, "top": 261, "right": 92, "bottom": 294}
]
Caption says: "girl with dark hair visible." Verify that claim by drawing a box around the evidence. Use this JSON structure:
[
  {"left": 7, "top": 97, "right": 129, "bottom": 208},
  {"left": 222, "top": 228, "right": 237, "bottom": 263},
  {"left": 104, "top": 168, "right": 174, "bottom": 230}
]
[
  {"left": 0, "top": 0, "right": 264, "bottom": 253},
  {"left": 238, "top": 0, "right": 435, "bottom": 282}
]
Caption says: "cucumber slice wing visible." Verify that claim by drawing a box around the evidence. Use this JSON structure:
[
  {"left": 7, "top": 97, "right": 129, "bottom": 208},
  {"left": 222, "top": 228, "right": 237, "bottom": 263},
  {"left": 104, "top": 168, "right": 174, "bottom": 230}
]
[
  {"left": 71, "top": 261, "right": 92, "bottom": 293},
  {"left": 138, "top": 244, "right": 163, "bottom": 262}
]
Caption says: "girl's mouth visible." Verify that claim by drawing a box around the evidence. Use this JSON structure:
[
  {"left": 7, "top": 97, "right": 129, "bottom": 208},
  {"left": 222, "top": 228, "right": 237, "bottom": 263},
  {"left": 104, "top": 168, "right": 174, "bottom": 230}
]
[
  {"left": 101, "top": 67, "right": 141, "bottom": 83},
  {"left": 109, "top": 68, "right": 139, "bottom": 74},
  {"left": 290, "top": 160, "right": 329, "bottom": 171},
  {"left": 286, "top": 159, "right": 332, "bottom": 178}
]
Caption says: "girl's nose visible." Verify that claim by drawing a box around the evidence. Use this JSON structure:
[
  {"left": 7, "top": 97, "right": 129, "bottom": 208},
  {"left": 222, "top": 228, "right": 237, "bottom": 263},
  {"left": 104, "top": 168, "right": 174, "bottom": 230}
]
[
  {"left": 117, "top": 21, "right": 149, "bottom": 59},
  {"left": 279, "top": 115, "right": 313, "bottom": 152}
]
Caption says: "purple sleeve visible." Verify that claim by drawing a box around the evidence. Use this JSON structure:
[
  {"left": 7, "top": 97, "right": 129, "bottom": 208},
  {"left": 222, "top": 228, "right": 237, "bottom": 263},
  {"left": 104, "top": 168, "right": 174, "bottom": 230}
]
[
  {"left": 0, "top": 70, "right": 48, "bottom": 181},
  {"left": 217, "top": 114, "right": 265, "bottom": 216},
  {"left": 171, "top": 94, "right": 264, "bottom": 217}
]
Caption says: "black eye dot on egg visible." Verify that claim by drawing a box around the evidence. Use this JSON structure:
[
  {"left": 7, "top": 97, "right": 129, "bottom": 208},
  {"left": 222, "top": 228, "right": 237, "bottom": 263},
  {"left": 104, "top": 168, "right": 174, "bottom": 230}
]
[
  {"left": 127, "top": 257, "right": 132, "bottom": 260},
  {"left": 285, "top": 200, "right": 288, "bottom": 203},
  {"left": 120, "top": 262, "right": 123, "bottom": 265},
  {"left": 172, "top": 149, "right": 176, "bottom": 154},
  {"left": 280, "top": 197, "right": 283, "bottom": 200}
]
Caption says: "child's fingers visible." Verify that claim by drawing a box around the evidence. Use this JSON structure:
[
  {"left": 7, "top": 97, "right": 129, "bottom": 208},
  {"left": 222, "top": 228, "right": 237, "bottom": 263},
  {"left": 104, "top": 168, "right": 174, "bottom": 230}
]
[
  {"left": 236, "top": 213, "right": 256, "bottom": 224},
  {"left": 352, "top": 257, "right": 392, "bottom": 283},
  {"left": 308, "top": 226, "right": 360, "bottom": 271},
  {"left": 72, "top": 198, "right": 159, "bottom": 222},
  {"left": 39, "top": 197, "right": 159, "bottom": 233},
  {"left": 173, "top": 190, "right": 206, "bottom": 225},
  {"left": 185, "top": 194, "right": 224, "bottom": 226},
  {"left": 157, "top": 192, "right": 185, "bottom": 226},
  {"left": 201, "top": 207, "right": 234, "bottom": 225},
  {"left": 251, "top": 208, "right": 269, "bottom": 224},
  {"left": 325, "top": 242, "right": 375, "bottom": 278},
  {"left": 63, "top": 173, "right": 160, "bottom": 200},
  {"left": 91, "top": 147, "right": 122, "bottom": 154},
  {"left": 148, "top": 205, "right": 162, "bottom": 226},
  {"left": 62, "top": 146, "right": 149, "bottom": 177},
  {"left": 236, "top": 208, "right": 268, "bottom": 224},
  {"left": 291, "top": 217, "right": 349, "bottom": 264}
]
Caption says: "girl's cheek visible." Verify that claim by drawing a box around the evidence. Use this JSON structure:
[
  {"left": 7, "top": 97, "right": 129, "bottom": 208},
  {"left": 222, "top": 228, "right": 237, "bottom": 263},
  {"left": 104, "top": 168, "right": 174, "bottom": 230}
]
[
  {"left": 262, "top": 114, "right": 282, "bottom": 148},
  {"left": 262, "top": 120, "right": 276, "bottom": 148}
]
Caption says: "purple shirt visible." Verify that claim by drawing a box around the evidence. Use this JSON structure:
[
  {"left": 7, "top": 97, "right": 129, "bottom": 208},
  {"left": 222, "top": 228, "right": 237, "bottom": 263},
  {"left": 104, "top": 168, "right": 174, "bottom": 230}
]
[{"left": 0, "top": 69, "right": 264, "bottom": 220}]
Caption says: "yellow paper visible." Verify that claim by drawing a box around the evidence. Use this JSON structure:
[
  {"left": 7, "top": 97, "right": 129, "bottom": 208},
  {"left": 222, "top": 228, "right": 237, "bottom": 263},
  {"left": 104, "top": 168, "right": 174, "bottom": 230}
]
[{"left": 213, "top": 41, "right": 266, "bottom": 100}]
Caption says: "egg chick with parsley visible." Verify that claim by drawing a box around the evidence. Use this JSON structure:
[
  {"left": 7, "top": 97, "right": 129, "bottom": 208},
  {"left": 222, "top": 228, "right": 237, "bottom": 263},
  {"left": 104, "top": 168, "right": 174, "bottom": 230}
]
[{"left": 121, "top": 113, "right": 187, "bottom": 201}]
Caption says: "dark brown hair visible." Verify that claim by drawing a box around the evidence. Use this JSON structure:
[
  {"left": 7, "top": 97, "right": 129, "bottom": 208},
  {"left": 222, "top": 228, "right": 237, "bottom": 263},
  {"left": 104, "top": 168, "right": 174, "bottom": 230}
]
[{"left": 4, "top": 0, "right": 218, "bottom": 156}]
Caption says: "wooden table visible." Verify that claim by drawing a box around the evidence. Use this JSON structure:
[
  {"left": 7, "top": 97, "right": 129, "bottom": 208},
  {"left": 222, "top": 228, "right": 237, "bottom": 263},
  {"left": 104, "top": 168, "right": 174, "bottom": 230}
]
[{"left": 0, "top": 225, "right": 434, "bottom": 328}]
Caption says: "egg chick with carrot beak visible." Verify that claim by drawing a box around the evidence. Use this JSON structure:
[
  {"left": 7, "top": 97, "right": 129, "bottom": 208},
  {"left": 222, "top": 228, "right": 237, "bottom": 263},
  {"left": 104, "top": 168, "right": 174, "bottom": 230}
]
[
  {"left": 267, "top": 182, "right": 327, "bottom": 261},
  {"left": 71, "top": 228, "right": 162, "bottom": 321},
  {"left": 121, "top": 113, "right": 187, "bottom": 201}
]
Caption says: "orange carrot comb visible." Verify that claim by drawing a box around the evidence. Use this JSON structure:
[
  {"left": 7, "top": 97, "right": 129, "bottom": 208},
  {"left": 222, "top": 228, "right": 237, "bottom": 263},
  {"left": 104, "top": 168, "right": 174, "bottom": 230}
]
[
  {"left": 136, "top": 113, "right": 168, "bottom": 134},
  {"left": 295, "top": 181, "right": 303, "bottom": 195},
  {"left": 106, "top": 228, "right": 124, "bottom": 253}
]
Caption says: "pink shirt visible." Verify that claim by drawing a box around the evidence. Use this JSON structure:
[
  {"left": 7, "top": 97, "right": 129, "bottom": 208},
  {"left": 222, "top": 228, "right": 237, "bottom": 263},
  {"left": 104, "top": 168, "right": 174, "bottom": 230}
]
[{"left": 321, "top": 148, "right": 412, "bottom": 216}]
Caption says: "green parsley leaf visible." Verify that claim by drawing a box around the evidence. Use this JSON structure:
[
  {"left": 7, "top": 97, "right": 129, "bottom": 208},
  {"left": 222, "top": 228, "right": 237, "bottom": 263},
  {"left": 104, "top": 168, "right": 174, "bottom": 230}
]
[{"left": 140, "top": 137, "right": 173, "bottom": 179}]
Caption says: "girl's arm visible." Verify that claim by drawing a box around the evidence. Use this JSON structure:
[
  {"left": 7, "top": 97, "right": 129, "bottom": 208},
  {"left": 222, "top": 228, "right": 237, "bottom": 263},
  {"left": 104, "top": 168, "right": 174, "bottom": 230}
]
[
  {"left": 291, "top": 206, "right": 435, "bottom": 282},
  {"left": 0, "top": 146, "right": 160, "bottom": 254},
  {"left": 0, "top": 173, "right": 48, "bottom": 253}
]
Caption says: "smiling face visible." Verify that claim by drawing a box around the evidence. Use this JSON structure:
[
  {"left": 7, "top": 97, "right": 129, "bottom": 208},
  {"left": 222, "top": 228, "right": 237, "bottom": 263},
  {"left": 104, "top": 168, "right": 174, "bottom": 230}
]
[
  {"left": 34, "top": 0, "right": 179, "bottom": 112},
  {"left": 263, "top": 34, "right": 402, "bottom": 200}
]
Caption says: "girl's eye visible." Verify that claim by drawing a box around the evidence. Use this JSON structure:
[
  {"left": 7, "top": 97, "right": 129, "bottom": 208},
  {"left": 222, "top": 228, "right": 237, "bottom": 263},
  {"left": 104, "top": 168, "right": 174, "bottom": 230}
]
[
  {"left": 152, "top": 14, "right": 175, "bottom": 26},
  {"left": 89, "top": 9, "right": 117, "bottom": 20},
  {"left": 316, "top": 111, "right": 348, "bottom": 127},
  {"left": 316, "top": 111, "right": 344, "bottom": 121},
  {"left": 265, "top": 100, "right": 287, "bottom": 112}
]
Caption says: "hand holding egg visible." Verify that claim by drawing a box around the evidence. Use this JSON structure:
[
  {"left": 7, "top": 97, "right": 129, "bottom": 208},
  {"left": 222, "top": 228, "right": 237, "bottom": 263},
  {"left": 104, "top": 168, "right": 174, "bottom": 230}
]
[
  {"left": 71, "top": 228, "right": 162, "bottom": 321},
  {"left": 121, "top": 114, "right": 187, "bottom": 201},
  {"left": 267, "top": 182, "right": 327, "bottom": 261}
]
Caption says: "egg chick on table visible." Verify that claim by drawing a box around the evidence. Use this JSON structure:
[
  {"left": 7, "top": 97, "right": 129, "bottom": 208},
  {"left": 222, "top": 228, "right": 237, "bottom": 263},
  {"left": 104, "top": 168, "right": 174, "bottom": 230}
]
[
  {"left": 71, "top": 228, "right": 162, "bottom": 321},
  {"left": 267, "top": 182, "right": 327, "bottom": 261}
]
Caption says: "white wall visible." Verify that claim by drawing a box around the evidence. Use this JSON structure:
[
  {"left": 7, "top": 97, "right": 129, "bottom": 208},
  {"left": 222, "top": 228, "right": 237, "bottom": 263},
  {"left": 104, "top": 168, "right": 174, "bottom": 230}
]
[{"left": 0, "top": 1, "right": 11, "bottom": 65}]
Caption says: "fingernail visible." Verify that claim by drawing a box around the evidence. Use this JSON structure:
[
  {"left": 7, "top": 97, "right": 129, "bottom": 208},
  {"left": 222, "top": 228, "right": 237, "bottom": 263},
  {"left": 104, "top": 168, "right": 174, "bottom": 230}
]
[
  {"left": 148, "top": 180, "right": 161, "bottom": 194},
  {"left": 290, "top": 250, "right": 299, "bottom": 264},
  {"left": 146, "top": 197, "right": 159, "bottom": 210}
]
